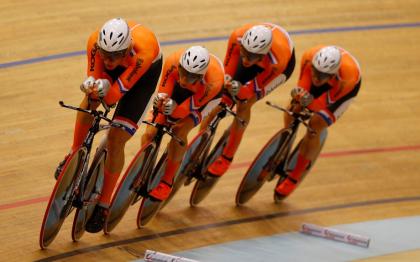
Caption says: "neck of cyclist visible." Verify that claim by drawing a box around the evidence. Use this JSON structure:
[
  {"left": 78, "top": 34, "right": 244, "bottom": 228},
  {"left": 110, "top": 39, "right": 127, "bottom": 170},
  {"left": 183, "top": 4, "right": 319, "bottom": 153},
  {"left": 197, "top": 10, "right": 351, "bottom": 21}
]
[
  {"left": 241, "top": 54, "right": 263, "bottom": 67},
  {"left": 311, "top": 74, "right": 335, "bottom": 87},
  {"left": 103, "top": 55, "right": 125, "bottom": 70}
]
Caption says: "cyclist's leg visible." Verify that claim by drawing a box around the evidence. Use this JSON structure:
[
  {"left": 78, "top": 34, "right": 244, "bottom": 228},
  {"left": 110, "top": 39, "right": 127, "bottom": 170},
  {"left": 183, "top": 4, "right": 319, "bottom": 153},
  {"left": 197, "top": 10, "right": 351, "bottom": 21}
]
[
  {"left": 276, "top": 80, "right": 361, "bottom": 196},
  {"left": 149, "top": 117, "right": 195, "bottom": 201},
  {"left": 141, "top": 111, "right": 161, "bottom": 146},
  {"left": 54, "top": 96, "right": 99, "bottom": 179},
  {"left": 72, "top": 96, "right": 100, "bottom": 150},
  {"left": 207, "top": 95, "right": 257, "bottom": 177},
  {"left": 86, "top": 58, "right": 161, "bottom": 232},
  {"left": 275, "top": 113, "right": 328, "bottom": 196}
]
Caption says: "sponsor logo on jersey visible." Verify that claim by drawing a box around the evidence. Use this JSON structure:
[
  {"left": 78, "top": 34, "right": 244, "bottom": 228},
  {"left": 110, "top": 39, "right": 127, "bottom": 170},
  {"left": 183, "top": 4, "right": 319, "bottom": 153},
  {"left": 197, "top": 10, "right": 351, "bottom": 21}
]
[
  {"left": 162, "top": 65, "right": 176, "bottom": 87},
  {"left": 225, "top": 43, "right": 237, "bottom": 67},
  {"left": 126, "top": 58, "right": 143, "bottom": 82},
  {"left": 89, "top": 43, "right": 99, "bottom": 72}
]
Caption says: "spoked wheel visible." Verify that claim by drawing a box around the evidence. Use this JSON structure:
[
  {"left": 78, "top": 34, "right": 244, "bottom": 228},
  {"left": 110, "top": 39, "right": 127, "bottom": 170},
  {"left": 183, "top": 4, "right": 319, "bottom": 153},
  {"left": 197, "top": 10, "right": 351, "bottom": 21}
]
[
  {"left": 39, "top": 148, "right": 87, "bottom": 249},
  {"left": 136, "top": 151, "right": 168, "bottom": 228},
  {"left": 189, "top": 129, "right": 230, "bottom": 207},
  {"left": 71, "top": 148, "right": 106, "bottom": 241},
  {"left": 161, "top": 130, "right": 211, "bottom": 209},
  {"left": 274, "top": 129, "right": 328, "bottom": 203},
  {"left": 104, "top": 143, "right": 155, "bottom": 234},
  {"left": 235, "top": 130, "right": 292, "bottom": 206}
]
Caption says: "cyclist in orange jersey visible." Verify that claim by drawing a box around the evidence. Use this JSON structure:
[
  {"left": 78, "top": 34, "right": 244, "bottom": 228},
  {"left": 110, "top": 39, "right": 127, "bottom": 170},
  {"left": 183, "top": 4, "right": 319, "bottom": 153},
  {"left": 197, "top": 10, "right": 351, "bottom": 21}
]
[
  {"left": 54, "top": 18, "right": 162, "bottom": 233},
  {"left": 203, "top": 23, "right": 296, "bottom": 178},
  {"left": 275, "top": 45, "right": 362, "bottom": 198},
  {"left": 141, "top": 46, "right": 224, "bottom": 201}
]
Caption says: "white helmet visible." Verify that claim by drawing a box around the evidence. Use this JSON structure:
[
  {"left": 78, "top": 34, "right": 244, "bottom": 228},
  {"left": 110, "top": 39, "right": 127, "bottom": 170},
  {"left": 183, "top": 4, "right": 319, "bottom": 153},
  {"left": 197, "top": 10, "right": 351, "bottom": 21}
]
[
  {"left": 241, "top": 25, "right": 273, "bottom": 55},
  {"left": 98, "top": 18, "right": 131, "bottom": 52},
  {"left": 312, "top": 46, "right": 342, "bottom": 74},
  {"left": 179, "top": 46, "right": 210, "bottom": 75}
]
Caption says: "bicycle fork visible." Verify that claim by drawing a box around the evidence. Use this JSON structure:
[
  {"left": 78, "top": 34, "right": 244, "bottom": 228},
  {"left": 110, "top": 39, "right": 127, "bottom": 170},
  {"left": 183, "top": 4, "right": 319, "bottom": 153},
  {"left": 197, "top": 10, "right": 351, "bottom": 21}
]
[{"left": 257, "top": 129, "right": 294, "bottom": 182}]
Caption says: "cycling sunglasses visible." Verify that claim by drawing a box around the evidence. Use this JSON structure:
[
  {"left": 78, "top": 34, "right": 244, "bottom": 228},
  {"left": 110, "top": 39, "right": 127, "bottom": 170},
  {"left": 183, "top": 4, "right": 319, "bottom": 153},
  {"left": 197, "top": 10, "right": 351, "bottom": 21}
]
[
  {"left": 178, "top": 64, "right": 204, "bottom": 84},
  {"left": 311, "top": 65, "right": 335, "bottom": 80},
  {"left": 240, "top": 45, "right": 264, "bottom": 62},
  {"left": 98, "top": 47, "right": 128, "bottom": 61}
]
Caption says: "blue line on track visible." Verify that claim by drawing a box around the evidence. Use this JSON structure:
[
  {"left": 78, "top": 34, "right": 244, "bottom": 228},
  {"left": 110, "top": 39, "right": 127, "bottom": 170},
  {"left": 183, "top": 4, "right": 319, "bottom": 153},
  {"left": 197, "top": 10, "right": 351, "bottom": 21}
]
[{"left": 1, "top": 22, "right": 420, "bottom": 69}]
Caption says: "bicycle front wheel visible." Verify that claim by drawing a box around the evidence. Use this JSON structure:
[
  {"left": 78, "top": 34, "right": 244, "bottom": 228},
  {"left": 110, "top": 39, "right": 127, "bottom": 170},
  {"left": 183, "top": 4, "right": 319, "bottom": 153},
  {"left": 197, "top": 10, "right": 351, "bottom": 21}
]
[
  {"left": 136, "top": 151, "right": 167, "bottom": 228},
  {"left": 235, "top": 130, "right": 291, "bottom": 206},
  {"left": 71, "top": 147, "right": 106, "bottom": 241},
  {"left": 104, "top": 143, "right": 155, "bottom": 234},
  {"left": 39, "top": 147, "right": 87, "bottom": 249},
  {"left": 162, "top": 130, "right": 211, "bottom": 209},
  {"left": 274, "top": 129, "right": 328, "bottom": 202},
  {"left": 189, "top": 129, "right": 230, "bottom": 206}
]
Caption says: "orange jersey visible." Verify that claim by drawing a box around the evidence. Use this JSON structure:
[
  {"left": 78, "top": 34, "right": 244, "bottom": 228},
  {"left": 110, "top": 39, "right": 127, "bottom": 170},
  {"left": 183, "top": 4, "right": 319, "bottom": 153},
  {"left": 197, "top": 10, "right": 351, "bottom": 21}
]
[
  {"left": 155, "top": 49, "right": 224, "bottom": 124},
  {"left": 298, "top": 45, "right": 361, "bottom": 124},
  {"left": 224, "top": 23, "right": 294, "bottom": 99},
  {"left": 86, "top": 21, "right": 161, "bottom": 105}
]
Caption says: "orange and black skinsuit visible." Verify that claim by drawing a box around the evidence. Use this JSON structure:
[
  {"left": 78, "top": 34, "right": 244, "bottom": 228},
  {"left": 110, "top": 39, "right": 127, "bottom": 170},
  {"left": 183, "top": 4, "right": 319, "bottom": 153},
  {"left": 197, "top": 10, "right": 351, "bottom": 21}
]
[
  {"left": 278, "top": 45, "right": 361, "bottom": 194},
  {"left": 211, "top": 22, "right": 296, "bottom": 175},
  {"left": 151, "top": 49, "right": 224, "bottom": 126},
  {"left": 85, "top": 21, "right": 162, "bottom": 136},
  {"left": 148, "top": 48, "right": 224, "bottom": 191},
  {"left": 76, "top": 21, "right": 162, "bottom": 207},
  {"left": 298, "top": 45, "right": 361, "bottom": 125}
]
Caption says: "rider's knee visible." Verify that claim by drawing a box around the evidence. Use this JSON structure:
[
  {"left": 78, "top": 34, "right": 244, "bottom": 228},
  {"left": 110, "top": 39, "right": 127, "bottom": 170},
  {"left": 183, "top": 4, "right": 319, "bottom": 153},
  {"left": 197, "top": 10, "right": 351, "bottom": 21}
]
[
  {"left": 108, "top": 128, "right": 130, "bottom": 149},
  {"left": 307, "top": 114, "right": 329, "bottom": 139}
]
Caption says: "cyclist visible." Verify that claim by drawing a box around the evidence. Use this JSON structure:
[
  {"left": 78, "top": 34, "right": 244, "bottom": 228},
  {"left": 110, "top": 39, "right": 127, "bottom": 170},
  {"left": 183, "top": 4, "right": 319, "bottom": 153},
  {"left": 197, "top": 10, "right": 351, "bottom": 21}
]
[
  {"left": 275, "top": 45, "right": 361, "bottom": 198},
  {"left": 203, "top": 23, "right": 296, "bottom": 179},
  {"left": 141, "top": 46, "right": 224, "bottom": 201},
  {"left": 55, "top": 18, "right": 162, "bottom": 233}
]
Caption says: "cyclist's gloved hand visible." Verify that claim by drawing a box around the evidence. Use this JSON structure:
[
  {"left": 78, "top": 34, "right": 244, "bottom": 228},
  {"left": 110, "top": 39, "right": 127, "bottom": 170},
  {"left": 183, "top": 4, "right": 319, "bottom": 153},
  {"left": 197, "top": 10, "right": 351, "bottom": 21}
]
[
  {"left": 224, "top": 74, "right": 242, "bottom": 97},
  {"left": 291, "top": 87, "right": 313, "bottom": 107},
  {"left": 94, "top": 79, "right": 111, "bottom": 98},
  {"left": 80, "top": 76, "right": 96, "bottom": 93},
  {"left": 153, "top": 93, "right": 169, "bottom": 109},
  {"left": 229, "top": 80, "right": 242, "bottom": 96},
  {"left": 163, "top": 98, "right": 177, "bottom": 115}
]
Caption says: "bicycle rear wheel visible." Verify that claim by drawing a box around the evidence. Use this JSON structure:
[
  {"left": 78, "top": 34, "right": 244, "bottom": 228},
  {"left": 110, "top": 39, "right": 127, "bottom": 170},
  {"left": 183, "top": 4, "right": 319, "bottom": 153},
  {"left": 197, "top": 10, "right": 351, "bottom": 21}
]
[
  {"left": 104, "top": 143, "right": 155, "bottom": 234},
  {"left": 189, "top": 129, "right": 230, "bottom": 206},
  {"left": 274, "top": 129, "right": 328, "bottom": 202},
  {"left": 136, "top": 151, "right": 167, "bottom": 228},
  {"left": 235, "top": 130, "right": 291, "bottom": 206},
  {"left": 162, "top": 130, "right": 211, "bottom": 209},
  {"left": 71, "top": 148, "right": 106, "bottom": 241},
  {"left": 39, "top": 147, "right": 87, "bottom": 249}
]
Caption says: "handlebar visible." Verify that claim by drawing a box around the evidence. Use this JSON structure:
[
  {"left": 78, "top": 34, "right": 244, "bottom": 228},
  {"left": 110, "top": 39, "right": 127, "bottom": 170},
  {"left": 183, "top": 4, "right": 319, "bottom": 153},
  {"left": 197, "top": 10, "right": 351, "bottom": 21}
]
[
  {"left": 141, "top": 120, "right": 185, "bottom": 147},
  {"left": 59, "top": 101, "right": 113, "bottom": 123},
  {"left": 265, "top": 101, "right": 315, "bottom": 134},
  {"left": 219, "top": 103, "right": 247, "bottom": 126}
]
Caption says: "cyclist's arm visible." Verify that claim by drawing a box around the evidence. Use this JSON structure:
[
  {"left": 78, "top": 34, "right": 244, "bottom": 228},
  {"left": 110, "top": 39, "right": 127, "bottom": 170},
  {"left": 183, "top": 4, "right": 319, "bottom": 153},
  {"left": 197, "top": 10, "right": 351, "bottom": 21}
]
[
  {"left": 86, "top": 31, "right": 104, "bottom": 79},
  {"left": 103, "top": 53, "right": 154, "bottom": 105},
  {"left": 224, "top": 30, "right": 241, "bottom": 79}
]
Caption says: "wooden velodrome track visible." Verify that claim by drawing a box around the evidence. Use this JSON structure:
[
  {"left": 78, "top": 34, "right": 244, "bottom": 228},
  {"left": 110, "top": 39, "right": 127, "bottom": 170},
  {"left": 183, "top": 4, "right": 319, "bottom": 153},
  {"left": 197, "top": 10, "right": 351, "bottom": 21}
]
[{"left": 1, "top": 0, "right": 420, "bottom": 261}]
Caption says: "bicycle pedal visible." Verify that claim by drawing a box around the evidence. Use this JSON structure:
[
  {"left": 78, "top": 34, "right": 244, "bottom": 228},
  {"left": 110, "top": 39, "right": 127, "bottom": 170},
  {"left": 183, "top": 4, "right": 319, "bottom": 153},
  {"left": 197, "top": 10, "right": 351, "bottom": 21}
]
[
  {"left": 72, "top": 199, "right": 83, "bottom": 209},
  {"left": 184, "top": 176, "right": 193, "bottom": 186},
  {"left": 257, "top": 169, "right": 272, "bottom": 182}
]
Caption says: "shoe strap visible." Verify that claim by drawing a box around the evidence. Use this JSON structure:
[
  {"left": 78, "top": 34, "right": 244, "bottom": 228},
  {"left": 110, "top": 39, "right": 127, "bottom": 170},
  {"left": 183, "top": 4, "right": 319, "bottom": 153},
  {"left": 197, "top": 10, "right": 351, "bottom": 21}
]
[
  {"left": 162, "top": 180, "right": 173, "bottom": 188},
  {"left": 221, "top": 154, "right": 233, "bottom": 162}
]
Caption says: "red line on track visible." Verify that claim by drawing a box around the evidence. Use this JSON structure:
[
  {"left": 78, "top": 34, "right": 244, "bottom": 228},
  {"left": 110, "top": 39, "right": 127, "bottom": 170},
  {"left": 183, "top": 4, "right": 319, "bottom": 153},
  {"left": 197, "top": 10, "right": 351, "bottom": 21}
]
[{"left": 2, "top": 144, "right": 419, "bottom": 211}]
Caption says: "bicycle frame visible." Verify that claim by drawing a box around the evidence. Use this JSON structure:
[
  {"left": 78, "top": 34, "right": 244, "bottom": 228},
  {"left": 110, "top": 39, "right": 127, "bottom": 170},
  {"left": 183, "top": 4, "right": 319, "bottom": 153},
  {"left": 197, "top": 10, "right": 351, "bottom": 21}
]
[
  {"left": 262, "top": 101, "right": 314, "bottom": 181},
  {"left": 131, "top": 118, "right": 185, "bottom": 202},
  {"left": 184, "top": 103, "right": 244, "bottom": 182},
  {"left": 58, "top": 101, "right": 114, "bottom": 208}
]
